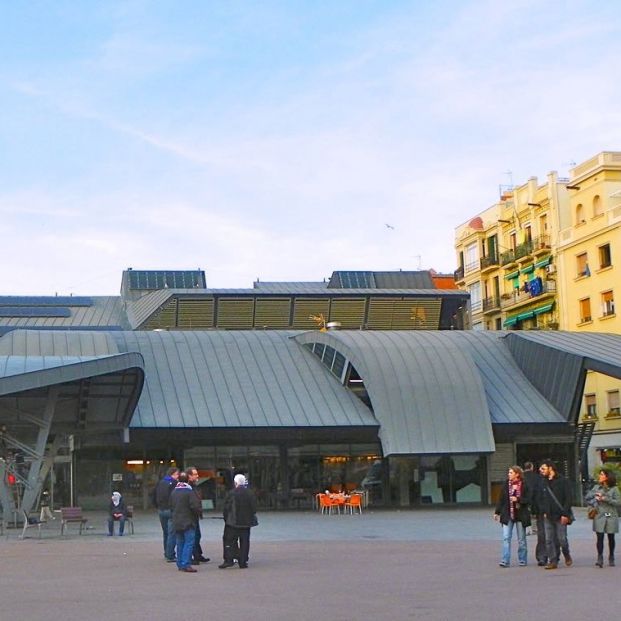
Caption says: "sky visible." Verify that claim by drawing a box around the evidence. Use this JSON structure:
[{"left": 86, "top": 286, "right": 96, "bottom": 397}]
[{"left": 1, "top": 0, "right": 621, "bottom": 295}]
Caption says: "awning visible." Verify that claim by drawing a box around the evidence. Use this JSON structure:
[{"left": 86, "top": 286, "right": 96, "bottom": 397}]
[
  {"left": 505, "top": 270, "right": 519, "bottom": 280},
  {"left": 533, "top": 303, "right": 554, "bottom": 315},
  {"left": 516, "top": 310, "right": 535, "bottom": 321},
  {"left": 520, "top": 264, "right": 535, "bottom": 275},
  {"left": 504, "top": 316, "right": 519, "bottom": 327},
  {"left": 534, "top": 256, "right": 552, "bottom": 269}
]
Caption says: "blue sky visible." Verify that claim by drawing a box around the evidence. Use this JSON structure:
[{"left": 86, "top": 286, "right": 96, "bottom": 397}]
[{"left": 1, "top": 0, "right": 620, "bottom": 295}]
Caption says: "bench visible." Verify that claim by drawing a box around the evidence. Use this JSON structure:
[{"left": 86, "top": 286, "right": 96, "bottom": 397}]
[{"left": 60, "top": 507, "right": 88, "bottom": 535}]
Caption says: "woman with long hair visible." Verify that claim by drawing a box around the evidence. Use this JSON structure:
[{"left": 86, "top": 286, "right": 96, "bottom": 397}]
[
  {"left": 494, "top": 465, "right": 531, "bottom": 567},
  {"left": 585, "top": 469, "right": 621, "bottom": 567}
]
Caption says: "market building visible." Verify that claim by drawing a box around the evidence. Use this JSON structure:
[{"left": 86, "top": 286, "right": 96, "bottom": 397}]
[{"left": 1, "top": 268, "right": 621, "bottom": 518}]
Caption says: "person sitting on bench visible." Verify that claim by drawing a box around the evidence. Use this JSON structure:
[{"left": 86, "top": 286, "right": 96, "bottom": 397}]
[{"left": 107, "top": 491, "right": 128, "bottom": 536}]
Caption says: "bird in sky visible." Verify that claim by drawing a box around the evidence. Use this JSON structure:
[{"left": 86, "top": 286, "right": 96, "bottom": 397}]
[{"left": 384, "top": 223, "right": 395, "bottom": 230}]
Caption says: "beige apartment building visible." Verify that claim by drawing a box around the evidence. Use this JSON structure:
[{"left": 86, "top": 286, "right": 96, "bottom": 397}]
[
  {"left": 556, "top": 152, "right": 621, "bottom": 469},
  {"left": 455, "top": 151, "right": 621, "bottom": 473}
]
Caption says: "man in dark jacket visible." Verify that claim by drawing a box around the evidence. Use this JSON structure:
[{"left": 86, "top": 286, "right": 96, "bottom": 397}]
[
  {"left": 524, "top": 462, "right": 548, "bottom": 566},
  {"left": 170, "top": 472, "right": 202, "bottom": 573},
  {"left": 538, "top": 460, "right": 573, "bottom": 570},
  {"left": 219, "top": 474, "right": 257, "bottom": 569},
  {"left": 154, "top": 467, "right": 179, "bottom": 562},
  {"left": 186, "top": 466, "right": 209, "bottom": 565}
]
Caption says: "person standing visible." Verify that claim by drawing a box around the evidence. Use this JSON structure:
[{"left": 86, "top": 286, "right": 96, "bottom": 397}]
[
  {"left": 186, "top": 465, "right": 210, "bottom": 565},
  {"left": 219, "top": 474, "right": 257, "bottom": 569},
  {"left": 107, "top": 491, "right": 127, "bottom": 536},
  {"left": 538, "top": 460, "right": 573, "bottom": 570},
  {"left": 525, "top": 462, "right": 549, "bottom": 566},
  {"left": 494, "top": 466, "right": 531, "bottom": 567},
  {"left": 154, "top": 467, "right": 179, "bottom": 562},
  {"left": 170, "top": 472, "right": 202, "bottom": 573},
  {"left": 585, "top": 469, "right": 621, "bottom": 567}
]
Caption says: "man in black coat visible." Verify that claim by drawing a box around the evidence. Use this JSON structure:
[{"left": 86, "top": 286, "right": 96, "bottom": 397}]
[
  {"left": 154, "top": 467, "right": 179, "bottom": 561},
  {"left": 170, "top": 472, "right": 202, "bottom": 573},
  {"left": 538, "top": 460, "right": 573, "bottom": 570},
  {"left": 524, "top": 461, "right": 548, "bottom": 566},
  {"left": 219, "top": 474, "right": 257, "bottom": 569}
]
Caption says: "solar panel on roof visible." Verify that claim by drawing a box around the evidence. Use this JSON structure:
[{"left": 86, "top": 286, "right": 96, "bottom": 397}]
[
  {"left": 128, "top": 270, "right": 206, "bottom": 290},
  {"left": 0, "top": 296, "right": 92, "bottom": 307},
  {"left": 0, "top": 307, "right": 72, "bottom": 317},
  {"left": 335, "top": 271, "right": 375, "bottom": 288}
]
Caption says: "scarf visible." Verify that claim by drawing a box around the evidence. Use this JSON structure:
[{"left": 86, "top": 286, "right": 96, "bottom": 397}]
[{"left": 508, "top": 479, "right": 522, "bottom": 521}]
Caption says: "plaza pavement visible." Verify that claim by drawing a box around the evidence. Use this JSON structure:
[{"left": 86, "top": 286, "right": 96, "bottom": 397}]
[{"left": 0, "top": 506, "right": 614, "bottom": 621}]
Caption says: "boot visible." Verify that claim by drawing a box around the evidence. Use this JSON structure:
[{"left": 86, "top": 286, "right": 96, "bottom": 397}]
[
  {"left": 596, "top": 555, "right": 603, "bottom": 568},
  {"left": 609, "top": 555, "right": 615, "bottom": 567}
]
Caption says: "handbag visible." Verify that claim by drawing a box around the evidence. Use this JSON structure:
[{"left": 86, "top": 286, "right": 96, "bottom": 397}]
[{"left": 587, "top": 507, "right": 598, "bottom": 519}]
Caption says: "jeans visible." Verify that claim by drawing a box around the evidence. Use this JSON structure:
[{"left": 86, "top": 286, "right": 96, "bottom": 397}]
[
  {"left": 108, "top": 517, "right": 125, "bottom": 536},
  {"left": 543, "top": 516, "right": 569, "bottom": 563},
  {"left": 158, "top": 509, "right": 176, "bottom": 559},
  {"left": 176, "top": 527, "right": 197, "bottom": 570},
  {"left": 501, "top": 520, "right": 527, "bottom": 566}
]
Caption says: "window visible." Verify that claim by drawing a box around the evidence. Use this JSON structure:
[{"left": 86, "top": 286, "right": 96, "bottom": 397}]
[
  {"left": 576, "top": 203, "right": 585, "bottom": 224},
  {"left": 584, "top": 394, "right": 597, "bottom": 419},
  {"left": 509, "top": 232, "right": 517, "bottom": 250},
  {"left": 599, "top": 243, "right": 612, "bottom": 269},
  {"left": 464, "top": 242, "right": 478, "bottom": 273},
  {"left": 607, "top": 390, "right": 620, "bottom": 417},
  {"left": 539, "top": 213, "right": 548, "bottom": 234},
  {"left": 469, "top": 281, "right": 482, "bottom": 312},
  {"left": 579, "top": 298, "right": 592, "bottom": 323},
  {"left": 593, "top": 195, "right": 603, "bottom": 217},
  {"left": 524, "top": 225, "right": 532, "bottom": 242},
  {"left": 602, "top": 291, "right": 615, "bottom": 317},
  {"left": 576, "top": 253, "right": 589, "bottom": 277}
]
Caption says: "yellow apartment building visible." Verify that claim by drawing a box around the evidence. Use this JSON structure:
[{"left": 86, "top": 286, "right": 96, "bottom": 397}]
[
  {"left": 455, "top": 173, "right": 566, "bottom": 331},
  {"left": 555, "top": 151, "right": 621, "bottom": 470}
]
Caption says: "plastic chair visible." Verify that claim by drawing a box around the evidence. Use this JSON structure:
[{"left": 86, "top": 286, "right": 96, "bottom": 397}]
[
  {"left": 20, "top": 509, "right": 44, "bottom": 539},
  {"left": 345, "top": 494, "right": 363, "bottom": 515},
  {"left": 318, "top": 494, "right": 339, "bottom": 515}
]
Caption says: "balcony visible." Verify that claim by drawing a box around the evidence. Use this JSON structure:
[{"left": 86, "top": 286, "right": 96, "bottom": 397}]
[
  {"left": 480, "top": 254, "right": 499, "bottom": 273},
  {"left": 500, "top": 249, "right": 516, "bottom": 267},
  {"left": 501, "top": 279, "right": 556, "bottom": 311},
  {"left": 454, "top": 266, "right": 465, "bottom": 283},
  {"left": 532, "top": 235, "right": 551, "bottom": 255},
  {"left": 482, "top": 296, "right": 501, "bottom": 314},
  {"left": 515, "top": 239, "right": 534, "bottom": 262}
]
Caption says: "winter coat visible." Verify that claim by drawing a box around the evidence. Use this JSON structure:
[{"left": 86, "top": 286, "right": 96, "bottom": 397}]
[
  {"left": 223, "top": 486, "right": 257, "bottom": 528},
  {"left": 537, "top": 474, "right": 572, "bottom": 521},
  {"left": 495, "top": 479, "right": 532, "bottom": 526},
  {"left": 154, "top": 476, "right": 176, "bottom": 510},
  {"left": 170, "top": 483, "right": 202, "bottom": 532},
  {"left": 585, "top": 484, "right": 621, "bottom": 534},
  {"left": 108, "top": 497, "right": 128, "bottom": 519}
]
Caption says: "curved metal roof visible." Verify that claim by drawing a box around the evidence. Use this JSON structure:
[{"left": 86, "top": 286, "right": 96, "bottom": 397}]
[
  {"left": 0, "top": 330, "right": 144, "bottom": 431},
  {"left": 294, "top": 330, "right": 496, "bottom": 455},
  {"left": 109, "top": 330, "right": 377, "bottom": 429}
]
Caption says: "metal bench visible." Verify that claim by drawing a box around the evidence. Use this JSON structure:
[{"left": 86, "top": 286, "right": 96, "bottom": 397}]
[{"left": 60, "top": 507, "right": 88, "bottom": 535}]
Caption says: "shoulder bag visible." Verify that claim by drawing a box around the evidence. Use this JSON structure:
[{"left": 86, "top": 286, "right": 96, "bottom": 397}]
[{"left": 546, "top": 484, "right": 574, "bottom": 525}]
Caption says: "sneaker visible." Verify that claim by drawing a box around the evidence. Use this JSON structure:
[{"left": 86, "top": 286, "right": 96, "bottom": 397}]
[
  {"left": 498, "top": 562, "right": 508, "bottom": 568},
  {"left": 166, "top": 558, "right": 177, "bottom": 563},
  {"left": 564, "top": 555, "right": 573, "bottom": 567},
  {"left": 218, "top": 562, "right": 235, "bottom": 569}
]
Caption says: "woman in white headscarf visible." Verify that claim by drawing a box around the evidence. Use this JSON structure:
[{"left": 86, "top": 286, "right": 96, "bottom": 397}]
[{"left": 107, "top": 491, "right": 128, "bottom": 536}]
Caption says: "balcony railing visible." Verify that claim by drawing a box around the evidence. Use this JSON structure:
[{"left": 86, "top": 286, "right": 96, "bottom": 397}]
[
  {"left": 515, "top": 239, "right": 534, "bottom": 260},
  {"left": 500, "top": 249, "right": 516, "bottom": 266},
  {"left": 480, "top": 254, "right": 499, "bottom": 271},
  {"left": 501, "top": 279, "right": 556, "bottom": 309},
  {"left": 454, "top": 266, "right": 464, "bottom": 281},
  {"left": 531, "top": 235, "right": 551, "bottom": 253},
  {"left": 482, "top": 296, "right": 501, "bottom": 313}
]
